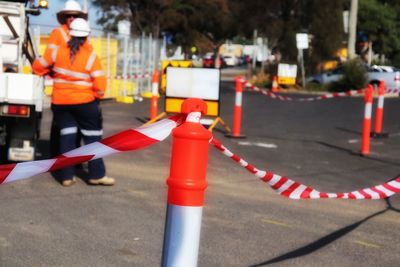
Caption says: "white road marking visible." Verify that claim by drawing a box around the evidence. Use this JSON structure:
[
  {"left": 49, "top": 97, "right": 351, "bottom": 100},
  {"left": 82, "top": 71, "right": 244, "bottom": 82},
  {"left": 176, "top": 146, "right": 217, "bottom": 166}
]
[
  {"left": 255, "top": 142, "right": 278, "bottom": 148},
  {"left": 238, "top": 141, "right": 277, "bottom": 149}
]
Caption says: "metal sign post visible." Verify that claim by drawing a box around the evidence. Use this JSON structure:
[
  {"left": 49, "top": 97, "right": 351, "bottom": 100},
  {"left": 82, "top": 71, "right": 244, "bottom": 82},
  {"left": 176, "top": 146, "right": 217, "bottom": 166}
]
[
  {"left": 298, "top": 48, "right": 305, "bottom": 88},
  {"left": 0, "top": 36, "right": 3, "bottom": 75},
  {"left": 296, "top": 33, "right": 309, "bottom": 89}
]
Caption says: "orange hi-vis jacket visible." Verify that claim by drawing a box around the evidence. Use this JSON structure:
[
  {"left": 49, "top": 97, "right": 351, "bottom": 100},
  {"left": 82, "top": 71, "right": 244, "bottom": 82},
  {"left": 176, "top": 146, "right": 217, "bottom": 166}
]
[
  {"left": 48, "top": 24, "right": 70, "bottom": 49},
  {"left": 46, "top": 24, "right": 93, "bottom": 53},
  {"left": 32, "top": 42, "right": 106, "bottom": 105}
]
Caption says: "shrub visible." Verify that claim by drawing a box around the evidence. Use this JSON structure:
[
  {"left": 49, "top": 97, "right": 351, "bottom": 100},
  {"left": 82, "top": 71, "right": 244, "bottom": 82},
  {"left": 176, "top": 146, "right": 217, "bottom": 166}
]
[
  {"left": 250, "top": 71, "right": 271, "bottom": 88},
  {"left": 306, "top": 82, "right": 326, "bottom": 92},
  {"left": 328, "top": 59, "right": 367, "bottom": 92}
]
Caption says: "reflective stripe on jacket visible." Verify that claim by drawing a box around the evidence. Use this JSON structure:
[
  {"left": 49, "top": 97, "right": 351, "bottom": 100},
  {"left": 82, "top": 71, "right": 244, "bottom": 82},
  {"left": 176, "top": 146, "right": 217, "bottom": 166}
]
[
  {"left": 48, "top": 24, "right": 70, "bottom": 49},
  {"left": 32, "top": 42, "right": 106, "bottom": 105}
]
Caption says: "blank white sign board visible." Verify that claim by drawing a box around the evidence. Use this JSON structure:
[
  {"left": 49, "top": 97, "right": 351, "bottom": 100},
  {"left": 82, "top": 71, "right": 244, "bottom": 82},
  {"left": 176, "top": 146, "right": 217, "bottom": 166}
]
[{"left": 166, "top": 67, "right": 220, "bottom": 100}]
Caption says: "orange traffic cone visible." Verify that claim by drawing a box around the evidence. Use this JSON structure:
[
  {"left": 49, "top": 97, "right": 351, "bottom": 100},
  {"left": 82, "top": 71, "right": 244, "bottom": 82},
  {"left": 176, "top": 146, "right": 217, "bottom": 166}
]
[
  {"left": 150, "top": 70, "right": 160, "bottom": 120},
  {"left": 271, "top": 76, "right": 279, "bottom": 92}
]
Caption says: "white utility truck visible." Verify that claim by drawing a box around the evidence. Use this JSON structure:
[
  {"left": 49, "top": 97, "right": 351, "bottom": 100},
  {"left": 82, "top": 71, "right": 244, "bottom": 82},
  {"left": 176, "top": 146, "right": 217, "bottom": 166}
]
[{"left": 0, "top": 0, "right": 46, "bottom": 162}]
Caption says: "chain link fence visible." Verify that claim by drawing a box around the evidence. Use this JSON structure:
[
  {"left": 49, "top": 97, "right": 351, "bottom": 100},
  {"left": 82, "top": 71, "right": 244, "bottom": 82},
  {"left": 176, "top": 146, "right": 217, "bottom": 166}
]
[{"left": 33, "top": 24, "right": 161, "bottom": 101}]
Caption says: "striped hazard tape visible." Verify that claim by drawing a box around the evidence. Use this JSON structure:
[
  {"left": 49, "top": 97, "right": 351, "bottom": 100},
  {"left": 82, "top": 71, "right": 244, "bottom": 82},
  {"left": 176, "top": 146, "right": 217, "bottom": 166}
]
[
  {"left": 44, "top": 73, "right": 150, "bottom": 85},
  {"left": 244, "top": 82, "right": 364, "bottom": 101},
  {"left": 2, "top": 113, "right": 400, "bottom": 200},
  {"left": 0, "top": 115, "right": 184, "bottom": 185},
  {"left": 385, "top": 88, "right": 400, "bottom": 94},
  {"left": 211, "top": 138, "right": 400, "bottom": 199}
]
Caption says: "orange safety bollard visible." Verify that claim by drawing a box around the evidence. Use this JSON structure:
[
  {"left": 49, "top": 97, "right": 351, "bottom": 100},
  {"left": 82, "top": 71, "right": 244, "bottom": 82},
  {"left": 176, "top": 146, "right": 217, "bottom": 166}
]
[
  {"left": 361, "top": 84, "right": 373, "bottom": 156},
  {"left": 215, "top": 55, "right": 221, "bottom": 69},
  {"left": 271, "top": 75, "right": 279, "bottom": 92},
  {"left": 226, "top": 76, "right": 246, "bottom": 138},
  {"left": 150, "top": 70, "right": 160, "bottom": 120},
  {"left": 371, "top": 81, "right": 389, "bottom": 138},
  {"left": 162, "top": 98, "right": 211, "bottom": 267}
]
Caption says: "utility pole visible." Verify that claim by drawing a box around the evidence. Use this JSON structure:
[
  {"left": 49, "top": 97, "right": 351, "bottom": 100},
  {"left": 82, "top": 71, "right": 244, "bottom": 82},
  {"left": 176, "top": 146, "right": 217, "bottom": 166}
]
[
  {"left": 252, "top": 29, "right": 257, "bottom": 70},
  {"left": 347, "top": 0, "right": 358, "bottom": 60},
  {"left": 83, "top": 0, "right": 89, "bottom": 13}
]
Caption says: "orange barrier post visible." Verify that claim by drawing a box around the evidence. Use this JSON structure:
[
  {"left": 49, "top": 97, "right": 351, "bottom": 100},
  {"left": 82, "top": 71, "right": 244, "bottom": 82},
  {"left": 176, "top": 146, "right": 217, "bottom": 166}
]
[
  {"left": 150, "top": 70, "right": 160, "bottom": 120},
  {"left": 271, "top": 75, "right": 279, "bottom": 92},
  {"left": 371, "top": 81, "right": 389, "bottom": 138},
  {"left": 215, "top": 55, "right": 221, "bottom": 69},
  {"left": 226, "top": 76, "right": 246, "bottom": 138},
  {"left": 361, "top": 85, "right": 373, "bottom": 156},
  {"left": 162, "top": 98, "right": 211, "bottom": 267}
]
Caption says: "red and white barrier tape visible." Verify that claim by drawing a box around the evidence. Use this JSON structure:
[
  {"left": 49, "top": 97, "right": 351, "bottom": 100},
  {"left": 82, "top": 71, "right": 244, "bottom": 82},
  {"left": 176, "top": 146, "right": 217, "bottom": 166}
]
[
  {"left": 3, "top": 113, "right": 400, "bottom": 200},
  {"left": 385, "top": 88, "right": 400, "bottom": 94},
  {"left": 0, "top": 115, "right": 184, "bottom": 185},
  {"left": 44, "top": 74, "right": 150, "bottom": 85},
  {"left": 245, "top": 82, "right": 364, "bottom": 101},
  {"left": 211, "top": 138, "right": 400, "bottom": 199}
]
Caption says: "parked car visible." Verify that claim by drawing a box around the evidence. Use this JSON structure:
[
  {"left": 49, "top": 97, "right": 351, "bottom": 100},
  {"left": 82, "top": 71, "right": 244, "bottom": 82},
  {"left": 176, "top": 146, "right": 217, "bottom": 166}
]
[
  {"left": 306, "top": 65, "right": 400, "bottom": 88},
  {"left": 369, "top": 65, "right": 397, "bottom": 72},
  {"left": 222, "top": 55, "right": 238, "bottom": 67},
  {"left": 203, "top": 52, "right": 215, "bottom": 68}
]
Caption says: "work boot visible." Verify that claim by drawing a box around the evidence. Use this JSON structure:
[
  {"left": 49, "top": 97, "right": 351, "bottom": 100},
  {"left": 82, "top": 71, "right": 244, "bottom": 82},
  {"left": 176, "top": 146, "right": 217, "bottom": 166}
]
[
  {"left": 88, "top": 176, "right": 115, "bottom": 186},
  {"left": 62, "top": 177, "right": 77, "bottom": 187}
]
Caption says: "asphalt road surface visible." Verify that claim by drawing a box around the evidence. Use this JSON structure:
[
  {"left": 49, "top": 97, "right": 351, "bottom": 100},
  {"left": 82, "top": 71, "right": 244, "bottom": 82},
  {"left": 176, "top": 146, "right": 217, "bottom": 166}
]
[{"left": 1, "top": 82, "right": 400, "bottom": 266}]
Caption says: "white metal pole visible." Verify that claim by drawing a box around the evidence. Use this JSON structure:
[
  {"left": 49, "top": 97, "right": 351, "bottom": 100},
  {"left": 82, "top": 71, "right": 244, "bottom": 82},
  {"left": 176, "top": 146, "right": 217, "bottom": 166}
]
[
  {"left": 83, "top": 0, "right": 89, "bottom": 13},
  {"left": 33, "top": 26, "right": 40, "bottom": 56},
  {"left": 122, "top": 35, "right": 129, "bottom": 97},
  {"left": 252, "top": 29, "right": 257, "bottom": 69},
  {"left": 128, "top": 38, "right": 133, "bottom": 86},
  {"left": 147, "top": 33, "right": 152, "bottom": 94},
  {"left": 298, "top": 48, "right": 305, "bottom": 88},
  {"left": 107, "top": 32, "right": 111, "bottom": 93},
  {"left": 0, "top": 37, "right": 3, "bottom": 75},
  {"left": 348, "top": 0, "right": 358, "bottom": 60},
  {"left": 134, "top": 38, "right": 140, "bottom": 98},
  {"left": 367, "top": 41, "right": 372, "bottom": 66},
  {"left": 139, "top": 32, "right": 145, "bottom": 98}
]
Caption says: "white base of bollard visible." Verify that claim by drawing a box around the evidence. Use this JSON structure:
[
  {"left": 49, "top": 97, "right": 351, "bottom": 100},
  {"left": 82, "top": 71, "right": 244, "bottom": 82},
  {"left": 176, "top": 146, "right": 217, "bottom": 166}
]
[{"left": 162, "top": 204, "right": 203, "bottom": 267}]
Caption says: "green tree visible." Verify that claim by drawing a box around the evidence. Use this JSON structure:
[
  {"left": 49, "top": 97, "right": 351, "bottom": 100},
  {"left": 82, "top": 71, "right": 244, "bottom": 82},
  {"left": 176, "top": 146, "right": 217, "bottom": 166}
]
[
  {"left": 93, "top": 0, "right": 168, "bottom": 36},
  {"left": 228, "top": 0, "right": 344, "bottom": 65},
  {"left": 307, "top": 0, "right": 345, "bottom": 72},
  {"left": 93, "top": 0, "right": 400, "bottom": 68},
  {"left": 357, "top": 0, "right": 400, "bottom": 65},
  {"left": 93, "top": 0, "right": 232, "bottom": 52}
]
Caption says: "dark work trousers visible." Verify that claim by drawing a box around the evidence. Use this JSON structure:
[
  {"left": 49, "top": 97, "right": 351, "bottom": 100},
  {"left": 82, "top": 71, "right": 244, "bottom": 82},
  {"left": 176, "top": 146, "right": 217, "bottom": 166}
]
[
  {"left": 50, "top": 121, "right": 82, "bottom": 157},
  {"left": 51, "top": 100, "right": 105, "bottom": 181},
  {"left": 49, "top": 121, "right": 60, "bottom": 158}
]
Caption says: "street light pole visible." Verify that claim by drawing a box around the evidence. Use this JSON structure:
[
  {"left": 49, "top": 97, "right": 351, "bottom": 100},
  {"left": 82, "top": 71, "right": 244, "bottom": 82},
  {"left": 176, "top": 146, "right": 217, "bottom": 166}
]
[
  {"left": 83, "top": 0, "right": 89, "bottom": 13},
  {"left": 347, "top": 0, "right": 358, "bottom": 60}
]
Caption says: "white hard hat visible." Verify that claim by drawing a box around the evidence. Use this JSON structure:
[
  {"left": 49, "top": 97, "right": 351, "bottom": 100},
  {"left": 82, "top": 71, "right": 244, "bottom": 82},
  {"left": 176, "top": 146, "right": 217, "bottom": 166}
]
[
  {"left": 62, "top": 0, "right": 83, "bottom": 12},
  {"left": 69, "top": 18, "right": 90, "bottom": 37},
  {"left": 57, "top": 0, "right": 88, "bottom": 24}
]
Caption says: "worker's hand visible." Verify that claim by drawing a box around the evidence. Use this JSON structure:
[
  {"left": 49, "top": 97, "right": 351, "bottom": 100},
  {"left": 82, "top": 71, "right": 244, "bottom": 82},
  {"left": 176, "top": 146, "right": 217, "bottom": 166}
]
[{"left": 95, "top": 91, "right": 105, "bottom": 99}]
